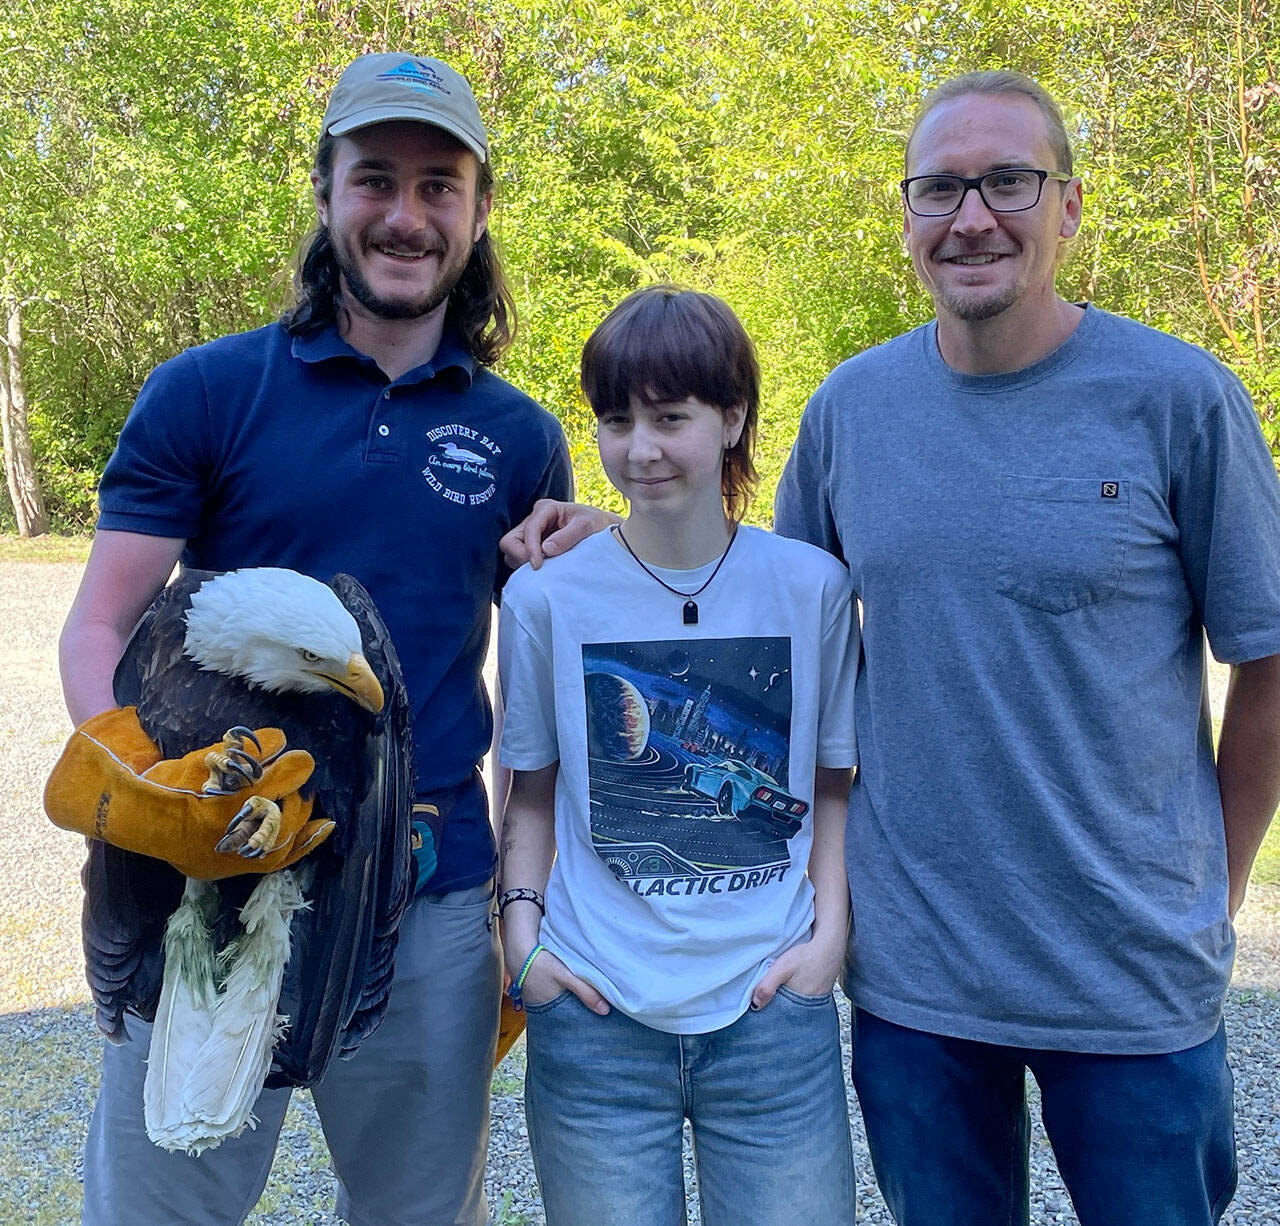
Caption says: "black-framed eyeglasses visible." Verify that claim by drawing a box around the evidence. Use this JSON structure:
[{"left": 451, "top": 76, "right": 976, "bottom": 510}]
[{"left": 901, "top": 168, "right": 1073, "bottom": 217}]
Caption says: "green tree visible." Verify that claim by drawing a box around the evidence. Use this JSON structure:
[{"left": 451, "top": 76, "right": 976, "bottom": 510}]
[{"left": 3, "top": 0, "right": 1277, "bottom": 532}]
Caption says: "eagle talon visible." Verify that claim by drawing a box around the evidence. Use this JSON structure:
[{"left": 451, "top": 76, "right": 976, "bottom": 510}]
[
  {"left": 224, "top": 726, "right": 261, "bottom": 752},
  {"left": 202, "top": 727, "right": 272, "bottom": 794},
  {"left": 215, "top": 795, "right": 283, "bottom": 857},
  {"left": 224, "top": 747, "right": 264, "bottom": 781},
  {"left": 203, "top": 753, "right": 253, "bottom": 795},
  {"left": 220, "top": 802, "right": 255, "bottom": 839}
]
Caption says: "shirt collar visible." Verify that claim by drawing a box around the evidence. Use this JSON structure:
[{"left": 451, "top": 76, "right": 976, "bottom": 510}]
[{"left": 290, "top": 318, "right": 477, "bottom": 388}]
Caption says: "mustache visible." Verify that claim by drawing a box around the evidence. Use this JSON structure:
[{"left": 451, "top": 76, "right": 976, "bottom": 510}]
[
  {"left": 366, "top": 234, "right": 446, "bottom": 256},
  {"left": 933, "top": 239, "right": 1020, "bottom": 260}
]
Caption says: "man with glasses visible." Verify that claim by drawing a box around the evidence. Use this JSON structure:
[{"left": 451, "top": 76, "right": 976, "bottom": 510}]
[
  {"left": 773, "top": 70, "right": 1280, "bottom": 1225},
  {"left": 501, "top": 68, "right": 1280, "bottom": 1226}
]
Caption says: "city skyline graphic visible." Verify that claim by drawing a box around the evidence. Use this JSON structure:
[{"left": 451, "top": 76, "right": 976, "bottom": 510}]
[{"left": 581, "top": 636, "right": 801, "bottom": 896}]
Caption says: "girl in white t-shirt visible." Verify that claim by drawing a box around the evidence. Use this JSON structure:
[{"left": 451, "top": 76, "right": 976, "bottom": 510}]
[{"left": 497, "top": 285, "right": 858, "bottom": 1226}]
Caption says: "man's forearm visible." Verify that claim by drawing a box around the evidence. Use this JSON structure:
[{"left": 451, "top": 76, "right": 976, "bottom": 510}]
[
  {"left": 59, "top": 619, "right": 131, "bottom": 725},
  {"left": 58, "top": 529, "right": 184, "bottom": 725},
  {"left": 1218, "top": 654, "right": 1280, "bottom": 917}
]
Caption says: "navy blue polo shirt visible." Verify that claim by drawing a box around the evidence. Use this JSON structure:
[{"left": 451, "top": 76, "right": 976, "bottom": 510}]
[{"left": 98, "top": 320, "right": 573, "bottom": 891}]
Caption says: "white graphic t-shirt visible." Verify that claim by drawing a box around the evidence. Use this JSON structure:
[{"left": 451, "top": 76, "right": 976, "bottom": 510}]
[{"left": 499, "top": 525, "right": 858, "bottom": 1032}]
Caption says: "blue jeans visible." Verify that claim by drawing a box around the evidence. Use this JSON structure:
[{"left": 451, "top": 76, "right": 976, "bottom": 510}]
[
  {"left": 851, "top": 1008, "right": 1237, "bottom": 1226},
  {"left": 523, "top": 987, "right": 856, "bottom": 1226}
]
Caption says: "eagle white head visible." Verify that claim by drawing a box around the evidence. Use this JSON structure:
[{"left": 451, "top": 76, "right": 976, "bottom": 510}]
[{"left": 182, "top": 568, "right": 384, "bottom": 711}]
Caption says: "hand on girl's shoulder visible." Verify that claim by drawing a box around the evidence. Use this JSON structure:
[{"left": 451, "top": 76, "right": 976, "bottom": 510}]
[{"left": 503, "top": 526, "right": 613, "bottom": 595}]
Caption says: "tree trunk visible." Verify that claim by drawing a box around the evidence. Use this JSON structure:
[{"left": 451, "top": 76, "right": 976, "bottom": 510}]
[{"left": 0, "top": 297, "right": 50, "bottom": 537}]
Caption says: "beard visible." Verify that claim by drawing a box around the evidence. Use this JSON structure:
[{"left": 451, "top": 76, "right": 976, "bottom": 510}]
[
  {"left": 330, "top": 231, "right": 473, "bottom": 321},
  {"left": 922, "top": 240, "right": 1027, "bottom": 322},
  {"left": 935, "top": 282, "right": 1020, "bottom": 321}
]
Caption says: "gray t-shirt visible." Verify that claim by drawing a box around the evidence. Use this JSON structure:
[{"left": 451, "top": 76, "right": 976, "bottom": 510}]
[{"left": 774, "top": 304, "right": 1280, "bottom": 1053}]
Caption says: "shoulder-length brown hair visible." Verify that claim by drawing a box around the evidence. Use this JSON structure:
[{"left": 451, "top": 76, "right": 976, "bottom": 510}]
[
  {"left": 281, "top": 132, "right": 515, "bottom": 366},
  {"left": 580, "top": 285, "right": 760, "bottom": 522}
]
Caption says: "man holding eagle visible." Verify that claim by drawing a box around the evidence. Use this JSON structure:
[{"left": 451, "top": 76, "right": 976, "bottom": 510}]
[{"left": 54, "top": 53, "right": 571, "bottom": 1226}]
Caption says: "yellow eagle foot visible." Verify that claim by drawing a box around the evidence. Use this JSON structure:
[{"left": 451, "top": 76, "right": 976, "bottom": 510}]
[
  {"left": 202, "top": 726, "right": 266, "bottom": 795},
  {"left": 215, "top": 795, "right": 284, "bottom": 858}
]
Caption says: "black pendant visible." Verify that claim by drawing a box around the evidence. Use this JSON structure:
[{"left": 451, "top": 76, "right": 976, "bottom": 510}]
[{"left": 683, "top": 600, "right": 699, "bottom": 625}]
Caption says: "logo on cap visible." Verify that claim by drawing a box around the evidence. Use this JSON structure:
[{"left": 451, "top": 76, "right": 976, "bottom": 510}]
[{"left": 378, "top": 58, "right": 452, "bottom": 95}]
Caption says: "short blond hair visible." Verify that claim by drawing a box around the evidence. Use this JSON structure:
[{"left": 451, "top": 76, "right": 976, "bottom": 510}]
[{"left": 906, "top": 71, "right": 1073, "bottom": 175}]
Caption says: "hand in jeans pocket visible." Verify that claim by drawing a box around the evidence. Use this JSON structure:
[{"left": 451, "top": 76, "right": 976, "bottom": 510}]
[
  {"left": 512, "top": 945, "right": 612, "bottom": 1015},
  {"left": 750, "top": 933, "right": 844, "bottom": 1009}
]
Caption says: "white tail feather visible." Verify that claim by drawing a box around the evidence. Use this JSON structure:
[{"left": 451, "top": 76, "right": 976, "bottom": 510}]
[
  {"left": 143, "top": 879, "right": 218, "bottom": 1147},
  {"left": 144, "top": 871, "right": 307, "bottom": 1155}
]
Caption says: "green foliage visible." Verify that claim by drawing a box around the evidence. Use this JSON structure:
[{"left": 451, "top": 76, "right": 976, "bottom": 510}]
[
  {"left": 3, "top": 0, "right": 1278, "bottom": 531},
  {"left": 495, "top": 1187, "right": 538, "bottom": 1225}
]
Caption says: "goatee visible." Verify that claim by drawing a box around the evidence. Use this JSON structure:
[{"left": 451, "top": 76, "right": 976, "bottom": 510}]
[{"left": 940, "top": 287, "right": 1018, "bottom": 322}]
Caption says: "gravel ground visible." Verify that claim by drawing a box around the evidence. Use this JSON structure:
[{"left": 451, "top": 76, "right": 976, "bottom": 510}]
[{"left": 3, "top": 560, "right": 1278, "bottom": 1224}]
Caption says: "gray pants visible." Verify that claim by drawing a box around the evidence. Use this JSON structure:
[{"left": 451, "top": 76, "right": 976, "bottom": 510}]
[{"left": 82, "top": 883, "right": 501, "bottom": 1226}]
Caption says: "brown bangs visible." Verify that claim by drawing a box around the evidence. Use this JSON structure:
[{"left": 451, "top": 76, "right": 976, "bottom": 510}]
[{"left": 581, "top": 285, "right": 761, "bottom": 521}]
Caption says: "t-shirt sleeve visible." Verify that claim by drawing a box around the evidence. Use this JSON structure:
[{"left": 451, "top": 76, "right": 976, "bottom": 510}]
[
  {"left": 816, "top": 568, "right": 859, "bottom": 768},
  {"left": 537, "top": 436, "right": 575, "bottom": 505},
  {"left": 773, "top": 387, "right": 845, "bottom": 563},
  {"left": 96, "top": 350, "right": 212, "bottom": 538},
  {"left": 497, "top": 584, "right": 560, "bottom": 770},
  {"left": 494, "top": 434, "right": 575, "bottom": 601},
  {"left": 1173, "top": 369, "right": 1280, "bottom": 664}
]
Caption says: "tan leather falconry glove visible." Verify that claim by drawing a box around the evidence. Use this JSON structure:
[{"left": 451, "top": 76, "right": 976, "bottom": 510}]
[{"left": 44, "top": 707, "right": 334, "bottom": 880}]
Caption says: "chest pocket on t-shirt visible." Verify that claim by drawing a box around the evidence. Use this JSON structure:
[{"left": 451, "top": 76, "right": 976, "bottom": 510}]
[{"left": 995, "top": 476, "right": 1131, "bottom": 614}]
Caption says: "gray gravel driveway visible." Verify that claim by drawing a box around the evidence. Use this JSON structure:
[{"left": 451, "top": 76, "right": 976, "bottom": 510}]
[{"left": 3, "top": 560, "right": 1278, "bottom": 1224}]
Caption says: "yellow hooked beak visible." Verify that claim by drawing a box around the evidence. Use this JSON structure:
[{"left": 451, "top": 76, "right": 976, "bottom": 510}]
[{"left": 313, "top": 652, "right": 385, "bottom": 713}]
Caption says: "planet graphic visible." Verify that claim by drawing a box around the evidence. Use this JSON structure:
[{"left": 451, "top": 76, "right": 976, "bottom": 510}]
[
  {"left": 666, "top": 649, "right": 691, "bottom": 678},
  {"left": 585, "top": 672, "right": 650, "bottom": 761}
]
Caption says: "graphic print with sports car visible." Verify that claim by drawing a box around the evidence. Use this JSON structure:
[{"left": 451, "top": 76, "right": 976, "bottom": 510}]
[{"left": 682, "top": 758, "right": 808, "bottom": 838}]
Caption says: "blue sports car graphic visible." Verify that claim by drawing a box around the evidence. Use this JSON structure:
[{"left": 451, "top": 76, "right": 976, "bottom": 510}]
[{"left": 682, "top": 759, "right": 808, "bottom": 838}]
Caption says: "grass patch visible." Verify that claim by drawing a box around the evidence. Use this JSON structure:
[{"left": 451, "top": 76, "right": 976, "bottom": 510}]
[
  {"left": 1252, "top": 818, "right": 1280, "bottom": 886},
  {"left": 495, "top": 1188, "right": 538, "bottom": 1225},
  {"left": 0, "top": 533, "right": 91, "bottom": 563},
  {"left": 0, "top": 1013, "right": 101, "bottom": 1223},
  {"left": 491, "top": 1035, "right": 527, "bottom": 1097}
]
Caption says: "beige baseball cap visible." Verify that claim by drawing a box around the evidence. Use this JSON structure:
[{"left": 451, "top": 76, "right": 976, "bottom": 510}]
[{"left": 322, "top": 54, "right": 488, "bottom": 162}]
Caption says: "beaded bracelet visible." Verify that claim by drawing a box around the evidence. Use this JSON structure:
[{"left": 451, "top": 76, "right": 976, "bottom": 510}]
[
  {"left": 508, "top": 943, "right": 546, "bottom": 1011},
  {"left": 497, "top": 887, "right": 546, "bottom": 918}
]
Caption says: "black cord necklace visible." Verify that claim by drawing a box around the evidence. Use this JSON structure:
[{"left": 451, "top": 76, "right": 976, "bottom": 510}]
[{"left": 613, "top": 524, "right": 738, "bottom": 625}]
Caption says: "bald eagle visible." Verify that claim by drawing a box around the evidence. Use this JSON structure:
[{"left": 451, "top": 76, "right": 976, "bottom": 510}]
[{"left": 83, "top": 567, "right": 413, "bottom": 1101}]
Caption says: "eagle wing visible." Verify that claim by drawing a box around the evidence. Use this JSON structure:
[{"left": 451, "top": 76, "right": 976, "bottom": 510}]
[
  {"left": 265, "top": 573, "right": 413, "bottom": 1085},
  {"left": 330, "top": 572, "right": 414, "bottom": 1055}
]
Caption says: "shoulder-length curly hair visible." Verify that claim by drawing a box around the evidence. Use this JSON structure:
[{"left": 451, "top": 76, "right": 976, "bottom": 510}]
[{"left": 281, "top": 132, "right": 515, "bottom": 366}]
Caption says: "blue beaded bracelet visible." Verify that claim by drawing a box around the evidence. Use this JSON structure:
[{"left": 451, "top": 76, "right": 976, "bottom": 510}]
[{"left": 508, "top": 943, "right": 546, "bottom": 1011}]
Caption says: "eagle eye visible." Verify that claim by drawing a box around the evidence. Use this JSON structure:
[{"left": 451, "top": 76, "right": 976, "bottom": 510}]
[{"left": 298, "top": 649, "right": 322, "bottom": 663}]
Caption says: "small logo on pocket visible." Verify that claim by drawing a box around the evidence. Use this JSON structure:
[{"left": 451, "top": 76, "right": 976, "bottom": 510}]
[{"left": 1100, "top": 482, "right": 1119, "bottom": 499}]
